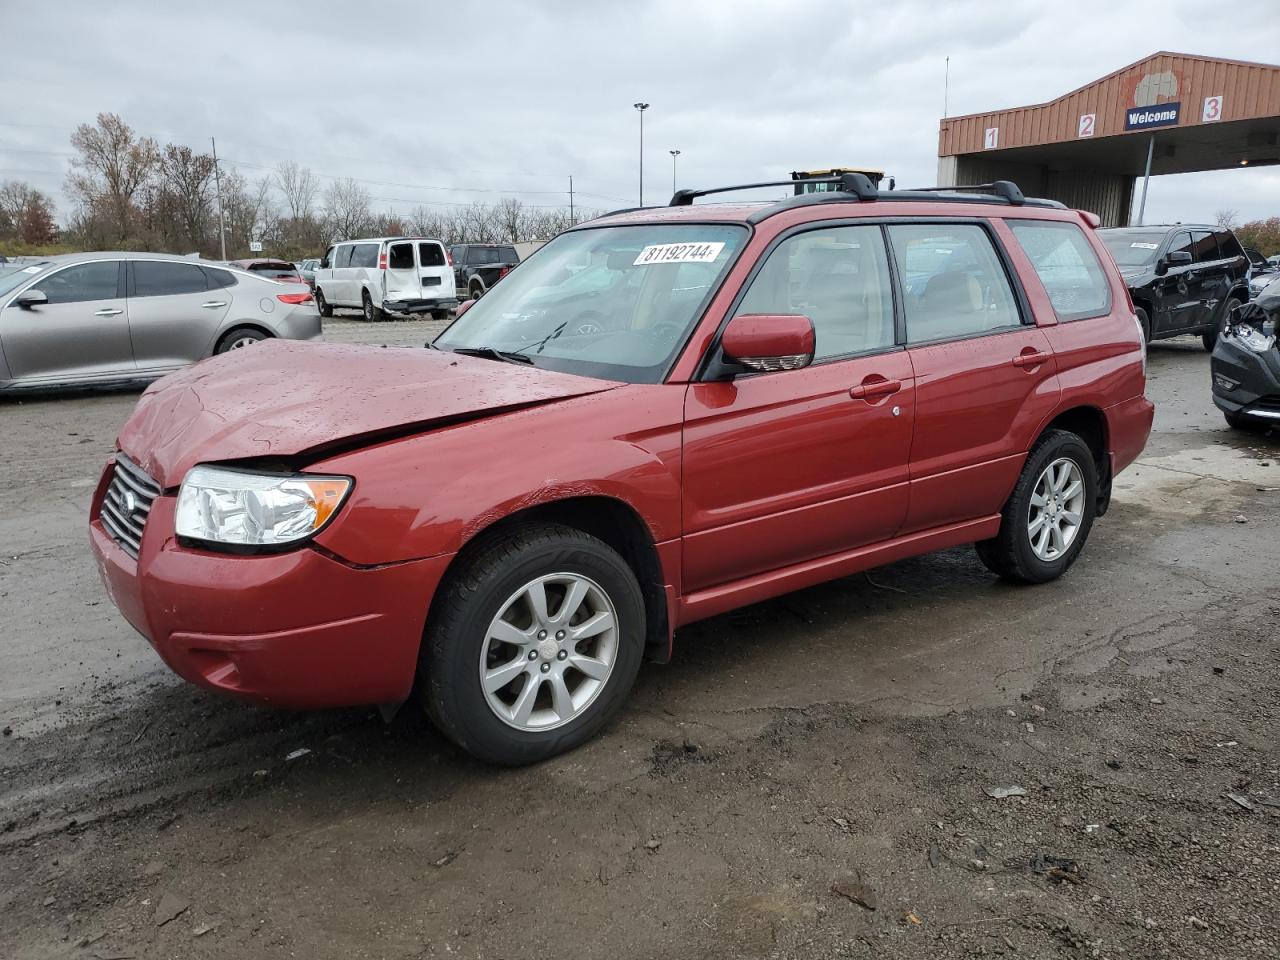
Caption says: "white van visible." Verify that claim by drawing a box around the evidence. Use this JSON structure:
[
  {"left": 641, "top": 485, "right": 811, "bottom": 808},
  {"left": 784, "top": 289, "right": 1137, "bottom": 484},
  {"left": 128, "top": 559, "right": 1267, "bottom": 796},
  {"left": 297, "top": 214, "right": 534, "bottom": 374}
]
[{"left": 314, "top": 237, "right": 458, "bottom": 321}]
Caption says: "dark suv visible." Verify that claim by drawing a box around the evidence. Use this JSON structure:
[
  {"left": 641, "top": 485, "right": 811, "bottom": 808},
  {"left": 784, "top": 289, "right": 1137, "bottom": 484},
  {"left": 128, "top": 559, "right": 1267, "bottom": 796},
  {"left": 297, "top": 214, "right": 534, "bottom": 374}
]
[
  {"left": 450, "top": 243, "right": 521, "bottom": 301},
  {"left": 1099, "top": 225, "right": 1248, "bottom": 350}
]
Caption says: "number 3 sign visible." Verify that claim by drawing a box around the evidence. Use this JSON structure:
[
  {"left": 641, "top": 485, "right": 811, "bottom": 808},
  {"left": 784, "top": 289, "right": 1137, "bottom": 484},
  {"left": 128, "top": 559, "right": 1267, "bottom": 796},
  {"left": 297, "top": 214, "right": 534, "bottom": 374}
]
[{"left": 1203, "top": 95, "right": 1223, "bottom": 122}]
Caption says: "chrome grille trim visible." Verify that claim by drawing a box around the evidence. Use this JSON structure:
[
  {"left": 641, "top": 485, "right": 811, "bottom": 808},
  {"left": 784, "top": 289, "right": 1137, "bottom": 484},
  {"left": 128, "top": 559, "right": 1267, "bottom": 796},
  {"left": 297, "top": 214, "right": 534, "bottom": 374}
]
[{"left": 101, "top": 455, "right": 161, "bottom": 559}]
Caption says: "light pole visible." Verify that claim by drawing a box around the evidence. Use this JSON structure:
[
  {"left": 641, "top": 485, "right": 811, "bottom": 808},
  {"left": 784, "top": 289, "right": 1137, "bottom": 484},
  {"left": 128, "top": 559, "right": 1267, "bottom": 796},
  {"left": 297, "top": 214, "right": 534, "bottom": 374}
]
[
  {"left": 669, "top": 149, "right": 681, "bottom": 194},
  {"left": 633, "top": 102, "right": 649, "bottom": 206}
]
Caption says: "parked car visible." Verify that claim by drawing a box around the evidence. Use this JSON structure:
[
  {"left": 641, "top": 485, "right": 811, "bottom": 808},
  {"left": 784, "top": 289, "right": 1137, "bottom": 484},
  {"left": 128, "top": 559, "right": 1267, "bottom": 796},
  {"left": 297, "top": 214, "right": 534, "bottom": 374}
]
[
  {"left": 450, "top": 243, "right": 521, "bottom": 300},
  {"left": 1248, "top": 270, "right": 1278, "bottom": 299},
  {"left": 1268, "top": 254, "right": 1280, "bottom": 270},
  {"left": 1212, "top": 283, "right": 1280, "bottom": 429},
  {"left": 228, "top": 258, "right": 306, "bottom": 285},
  {"left": 313, "top": 237, "right": 457, "bottom": 321},
  {"left": 1098, "top": 224, "right": 1249, "bottom": 350},
  {"left": 0, "top": 252, "right": 319, "bottom": 393},
  {"left": 297, "top": 257, "right": 319, "bottom": 290},
  {"left": 89, "top": 176, "right": 1152, "bottom": 765},
  {"left": 1244, "top": 246, "right": 1273, "bottom": 275}
]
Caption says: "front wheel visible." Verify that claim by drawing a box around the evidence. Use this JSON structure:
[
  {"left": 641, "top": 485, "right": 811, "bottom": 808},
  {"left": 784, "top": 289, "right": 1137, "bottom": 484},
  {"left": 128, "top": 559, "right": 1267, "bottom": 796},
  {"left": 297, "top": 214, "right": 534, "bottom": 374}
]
[
  {"left": 315, "top": 288, "right": 333, "bottom": 318},
  {"left": 421, "top": 523, "right": 645, "bottom": 765},
  {"left": 975, "top": 429, "right": 1098, "bottom": 584},
  {"left": 1135, "top": 306, "right": 1151, "bottom": 343},
  {"left": 1203, "top": 297, "right": 1238, "bottom": 352}
]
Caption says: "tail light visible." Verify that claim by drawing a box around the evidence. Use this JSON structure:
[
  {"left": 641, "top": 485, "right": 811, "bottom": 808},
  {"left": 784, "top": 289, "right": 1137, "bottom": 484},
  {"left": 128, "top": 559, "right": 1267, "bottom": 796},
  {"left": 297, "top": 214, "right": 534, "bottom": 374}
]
[
  {"left": 377, "top": 252, "right": 388, "bottom": 270},
  {"left": 498, "top": 265, "right": 511, "bottom": 279},
  {"left": 446, "top": 249, "right": 454, "bottom": 266},
  {"left": 277, "top": 292, "right": 314, "bottom": 305}
]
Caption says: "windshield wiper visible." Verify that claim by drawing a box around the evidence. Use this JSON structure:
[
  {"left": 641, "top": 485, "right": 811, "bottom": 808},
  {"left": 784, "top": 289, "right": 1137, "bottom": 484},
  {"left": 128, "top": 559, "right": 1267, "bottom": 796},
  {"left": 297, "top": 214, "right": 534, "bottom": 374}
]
[{"left": 450, "top": 346, "right": 534, "bottom": 365}]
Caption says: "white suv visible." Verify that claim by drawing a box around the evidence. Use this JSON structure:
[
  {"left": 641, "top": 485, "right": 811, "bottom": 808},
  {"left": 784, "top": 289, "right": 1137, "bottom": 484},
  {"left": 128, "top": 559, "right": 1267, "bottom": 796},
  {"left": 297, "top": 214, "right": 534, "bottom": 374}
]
[{"left": 314, "top": 237, "right": 457, "bottom": 321}]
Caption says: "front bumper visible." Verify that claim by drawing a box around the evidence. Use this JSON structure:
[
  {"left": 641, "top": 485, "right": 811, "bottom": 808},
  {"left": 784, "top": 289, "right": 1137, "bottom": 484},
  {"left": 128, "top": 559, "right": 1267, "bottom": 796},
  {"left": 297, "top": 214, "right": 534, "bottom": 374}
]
[
  {"left": 1211, "top": 335, "right": 1280, "bottom": 423},
  {"left": 382, "top": 297, "right": 459, "bottom": 315},
  {"left": 89, "top": 462, "right": 452, "bottom": 709}
]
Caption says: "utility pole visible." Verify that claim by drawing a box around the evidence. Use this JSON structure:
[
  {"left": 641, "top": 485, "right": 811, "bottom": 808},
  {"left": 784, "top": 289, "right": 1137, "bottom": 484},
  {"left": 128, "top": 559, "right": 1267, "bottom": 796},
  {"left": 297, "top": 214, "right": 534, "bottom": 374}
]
[
  {"left": 568, "top": 175, "right": 574, "bottom": 224},
  {"left": 633, "top": 102, "right": 649, "bottom": 206},
  {"left": 669, "top": 149, "right": 681, "bottom": 194},
  {"left": 944, "top": 56, "right": 950, "bottom": 118},
  {"left": 211, "top": 136, "right": 227, "bottom": 261}
]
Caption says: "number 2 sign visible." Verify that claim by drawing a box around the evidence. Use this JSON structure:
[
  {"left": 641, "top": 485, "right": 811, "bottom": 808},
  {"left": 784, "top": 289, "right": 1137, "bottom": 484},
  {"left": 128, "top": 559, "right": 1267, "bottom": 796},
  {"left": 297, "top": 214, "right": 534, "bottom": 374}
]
[
  {"left": 983, "top": 127, "right": 999, "bottom": 150},
  {"left": 1078, "top": 114, "right": 1096, "bottom": 138},
  {"left": 1203, "top": 95, "right": 1223, "bottom": 122}
]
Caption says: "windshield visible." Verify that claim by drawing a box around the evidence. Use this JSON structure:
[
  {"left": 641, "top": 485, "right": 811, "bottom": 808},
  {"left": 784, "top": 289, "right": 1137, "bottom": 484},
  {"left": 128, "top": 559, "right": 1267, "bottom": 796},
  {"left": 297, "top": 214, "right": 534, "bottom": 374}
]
[
  {"left": 435, "top": 224, "right": 747, "bottom": 383},
  {"left": 0, "top": 262, "right": 50, "bottom": 298},
  {"left": 1099, "top": 230, "right": 1165, "bottom": 267}
]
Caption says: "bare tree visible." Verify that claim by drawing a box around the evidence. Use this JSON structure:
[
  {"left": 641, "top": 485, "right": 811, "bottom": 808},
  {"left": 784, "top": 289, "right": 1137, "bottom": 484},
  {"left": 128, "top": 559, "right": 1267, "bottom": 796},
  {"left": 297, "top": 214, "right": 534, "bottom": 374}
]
[
  {"left": 275, "top": 160, "right": 318, "bottom": 222},
  {"left": 154, "top": 145, "right": 217, "bottom": 251},
  {"left": 220, "top": 171, "right": 278, "bottom": 257},
  {"left": 66, "top": 113, "right": 158, "bottom": 242},
  {"left": 323, "top": 177, "right": 373, "bottom": 240},
  {"left": 1215, "top": 209, "right": 1240, "bottom": 230}
]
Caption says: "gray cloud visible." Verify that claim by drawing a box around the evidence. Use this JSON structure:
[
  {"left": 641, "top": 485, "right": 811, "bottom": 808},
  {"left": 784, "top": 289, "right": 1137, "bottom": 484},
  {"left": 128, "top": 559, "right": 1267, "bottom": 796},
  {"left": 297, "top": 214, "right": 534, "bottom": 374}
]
[{"left": 3, "top": 0, "right": 1280, "bottom": 228}]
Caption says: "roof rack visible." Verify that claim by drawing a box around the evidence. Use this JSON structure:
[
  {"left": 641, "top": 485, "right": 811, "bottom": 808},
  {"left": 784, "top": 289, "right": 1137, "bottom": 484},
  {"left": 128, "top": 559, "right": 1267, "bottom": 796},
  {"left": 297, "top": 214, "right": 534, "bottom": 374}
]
[
  {"left": 669, "top": 172, "right": 879, "bottom": 206},
  {"left": 903, "top": 181, "right": 1026, "bottom": 204}
]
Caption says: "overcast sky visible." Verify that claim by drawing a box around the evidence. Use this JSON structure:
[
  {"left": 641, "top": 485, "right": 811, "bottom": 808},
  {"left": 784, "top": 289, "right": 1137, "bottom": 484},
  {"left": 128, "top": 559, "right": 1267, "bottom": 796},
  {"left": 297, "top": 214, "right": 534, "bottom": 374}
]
[{"left": 4, "top": 0, "right": 1280, "bottom": 231}]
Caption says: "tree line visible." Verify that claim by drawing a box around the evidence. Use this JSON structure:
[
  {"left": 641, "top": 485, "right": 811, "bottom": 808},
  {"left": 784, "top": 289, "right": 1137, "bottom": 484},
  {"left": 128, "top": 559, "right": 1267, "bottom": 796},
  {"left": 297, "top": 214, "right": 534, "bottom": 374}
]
[{"left": 0, "top": 113, "right": 592, "bottom": 259}]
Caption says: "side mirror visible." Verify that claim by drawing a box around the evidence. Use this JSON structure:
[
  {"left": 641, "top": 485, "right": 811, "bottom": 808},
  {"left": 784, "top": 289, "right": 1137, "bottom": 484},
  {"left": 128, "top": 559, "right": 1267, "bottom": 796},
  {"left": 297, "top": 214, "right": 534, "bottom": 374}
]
[
  {"left": 720, "top": 314, "right": 815, "bottom": 373},
  {"left": 453, "top": 299, "right": 475, "bottom": 319},
  {"left": 15, "top": 290, "right": 48, "bottom": 310},
  {"left": 319, "top": 258, "right": 330, "bottom": 270},
  {"left": 1158, "top": 250, "right": 1193, "bottom": 275}
]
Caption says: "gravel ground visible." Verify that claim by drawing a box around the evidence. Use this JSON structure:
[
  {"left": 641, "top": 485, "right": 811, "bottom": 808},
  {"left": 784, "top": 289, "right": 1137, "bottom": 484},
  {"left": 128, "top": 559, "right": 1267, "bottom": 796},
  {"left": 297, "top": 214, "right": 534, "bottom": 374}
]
[{"left": 0, "top": 331, "right": 1277, "bottom": 959}]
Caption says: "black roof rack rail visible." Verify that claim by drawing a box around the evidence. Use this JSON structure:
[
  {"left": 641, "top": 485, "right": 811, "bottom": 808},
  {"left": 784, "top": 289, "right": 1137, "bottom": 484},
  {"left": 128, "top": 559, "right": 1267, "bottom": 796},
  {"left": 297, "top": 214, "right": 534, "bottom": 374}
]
[
  {"left": 903, "top": 180, "right": 1026, "bottom": 204},
  {"left": 670, "top": 172, "right": 879, "bottom": 206}
]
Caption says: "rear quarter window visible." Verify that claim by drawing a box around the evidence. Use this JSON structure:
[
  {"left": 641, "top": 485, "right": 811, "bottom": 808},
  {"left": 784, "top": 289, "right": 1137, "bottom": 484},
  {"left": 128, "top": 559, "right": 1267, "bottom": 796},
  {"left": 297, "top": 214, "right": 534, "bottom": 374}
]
[
  {"left": 1008, "top": 220, "right": 1111, "bottom": 322},
  {"left": 352, "top": 243, "right": 380, "bottom": 269}
]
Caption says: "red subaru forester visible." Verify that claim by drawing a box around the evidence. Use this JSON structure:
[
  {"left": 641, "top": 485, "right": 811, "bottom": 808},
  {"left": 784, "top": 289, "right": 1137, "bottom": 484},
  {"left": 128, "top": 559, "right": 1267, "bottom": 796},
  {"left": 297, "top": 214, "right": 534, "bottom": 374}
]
[{"left": 90, "top": 176, "right": 1153, "bottom": 765}]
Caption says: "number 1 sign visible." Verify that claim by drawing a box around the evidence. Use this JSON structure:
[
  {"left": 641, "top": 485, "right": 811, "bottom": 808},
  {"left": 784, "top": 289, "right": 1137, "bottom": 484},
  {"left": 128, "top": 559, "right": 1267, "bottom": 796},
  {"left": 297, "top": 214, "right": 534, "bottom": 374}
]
[{"left": 983, "top": 127, "right": 999, "bottom": 150}]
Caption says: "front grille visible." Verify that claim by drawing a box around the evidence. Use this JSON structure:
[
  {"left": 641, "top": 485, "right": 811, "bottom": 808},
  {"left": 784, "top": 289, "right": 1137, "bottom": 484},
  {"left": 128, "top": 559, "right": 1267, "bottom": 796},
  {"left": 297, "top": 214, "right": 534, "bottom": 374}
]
[{"left": 100, "top": 455, "right": 161, "bottom": 560}]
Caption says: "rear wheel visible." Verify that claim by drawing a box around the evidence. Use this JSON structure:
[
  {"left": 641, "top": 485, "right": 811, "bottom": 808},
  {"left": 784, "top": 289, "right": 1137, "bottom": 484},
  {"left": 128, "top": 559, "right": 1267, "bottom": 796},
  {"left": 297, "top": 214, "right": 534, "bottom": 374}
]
[
  {"left": 362, "top": 290, "right": 383, "bottom": 322},
  {"left": 470, "top": 283, "right": 484, "bottom": 301},
  {"left": 214, "top": 327, "right": 268, "bottom": 354},
  {"left": 432, "top": 309, "right": 450, "bottom": 321},
  {"left": 975, "top": 429, "right": 1098, "bottom": 584},
  {"left": 315, "top": 288, "right": 333, "bottom": 318},
  {"left": 420, "top": 522, "right": 645, "bottom": 766}
]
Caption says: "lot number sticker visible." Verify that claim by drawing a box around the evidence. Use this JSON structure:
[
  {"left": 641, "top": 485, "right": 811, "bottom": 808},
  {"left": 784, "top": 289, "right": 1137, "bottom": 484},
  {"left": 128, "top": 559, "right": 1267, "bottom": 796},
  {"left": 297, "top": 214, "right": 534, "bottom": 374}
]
[
  {"left": 633, "top": 242, "right": 725, "bottom": 266},
  {"left": 1078, "top": 113, "right": 1096, "bottom": 138},
  {"left": 984, "top": 127, "right": 999, "bottom": 149},
  {"left": 1131, "top": 242, "right": 1160, "bottom": 249},
  {"left": 1202, "top": 95, "right": 1223, "bottom": 122}
]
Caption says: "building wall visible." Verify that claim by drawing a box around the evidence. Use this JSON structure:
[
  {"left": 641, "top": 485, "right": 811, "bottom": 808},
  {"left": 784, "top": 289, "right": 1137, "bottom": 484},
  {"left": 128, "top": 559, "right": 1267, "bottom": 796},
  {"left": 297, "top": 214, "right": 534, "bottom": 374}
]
[{"left": 947, "top": 156, "right": 1134, "bottom": 226}]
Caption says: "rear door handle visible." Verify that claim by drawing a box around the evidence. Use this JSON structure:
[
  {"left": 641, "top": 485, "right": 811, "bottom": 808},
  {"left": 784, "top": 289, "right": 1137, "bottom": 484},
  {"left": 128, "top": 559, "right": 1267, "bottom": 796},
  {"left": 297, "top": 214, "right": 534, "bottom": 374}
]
[
  {"left": 93, "top": 308, "right": 123, "bottom": 317},
  {"left": 201, "top": 301, "right": 228, "bottom": 309},
  {"left": 1012, "top": 350, "right": 1052, "bottom": 368},
  {"left": 849, "top": 377, "right": 901, "bottom": 399}
]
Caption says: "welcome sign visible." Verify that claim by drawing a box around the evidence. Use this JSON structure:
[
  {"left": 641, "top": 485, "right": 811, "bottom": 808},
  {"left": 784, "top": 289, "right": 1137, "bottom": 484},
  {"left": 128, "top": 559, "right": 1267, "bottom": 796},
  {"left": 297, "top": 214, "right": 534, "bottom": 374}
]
[{"left": 1125, "top": 102, "right": 1181, "bottom": 131}]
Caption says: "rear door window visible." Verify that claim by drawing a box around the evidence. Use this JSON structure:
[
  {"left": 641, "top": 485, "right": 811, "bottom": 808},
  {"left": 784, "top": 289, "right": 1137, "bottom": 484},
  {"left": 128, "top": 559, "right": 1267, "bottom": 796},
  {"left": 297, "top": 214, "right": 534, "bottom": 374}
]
[
  {"left": 1218, "top": 231, "right": 1245, "bottom": 260},
  {"left": 133, "top": 261, "right": 209, "bottom": 297},
  {"left": 888, "top": 223, "right": 1021, "bottom": 343},
  {"left": 335, "top": 245, "right": 355, "bottom": 268},
  {"left": 388, "top": 243, "right": 414, "bottom": 270},
  {"left": 419, "top": 242, "right": 446, "bottom": 267},
  {"left": 32, "top": 261, "right": 121, "bottom": 304},
  {"left": 1008, "top": 220, "right": 1111, "bottom": 321},
  {"left": 1191, "top": 231, "right": 1220, "bottom": 263}
]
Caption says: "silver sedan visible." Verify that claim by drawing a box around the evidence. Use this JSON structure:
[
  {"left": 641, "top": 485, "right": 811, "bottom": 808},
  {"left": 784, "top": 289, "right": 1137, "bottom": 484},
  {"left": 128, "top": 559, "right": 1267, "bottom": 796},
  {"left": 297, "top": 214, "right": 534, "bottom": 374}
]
[{"left": 0, "top": 252, "right": 321, "bottom": 393}]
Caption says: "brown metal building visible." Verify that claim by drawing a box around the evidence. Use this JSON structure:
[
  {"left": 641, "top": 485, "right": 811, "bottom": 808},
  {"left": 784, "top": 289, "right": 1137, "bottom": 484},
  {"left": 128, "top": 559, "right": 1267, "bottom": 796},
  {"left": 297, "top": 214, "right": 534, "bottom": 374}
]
[{"left": 937, "top": 52, "right": 1280, "bottom": 225}]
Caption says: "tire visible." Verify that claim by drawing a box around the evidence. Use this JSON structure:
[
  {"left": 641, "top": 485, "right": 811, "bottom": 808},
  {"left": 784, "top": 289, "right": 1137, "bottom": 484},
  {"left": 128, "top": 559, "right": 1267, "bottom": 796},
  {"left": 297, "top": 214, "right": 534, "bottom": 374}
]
[
  {"left": 214, "top": 327, "right": 268, "bottom": 354},
  {"left": 362, "top": 290, "right": 383, "bottom": 322},
  {"left": 420, "top": 522, "right": 645, "bottom": 766},
  {"left": 469, "top": 283, "right": 484, "bottom": 301},
  {"left": 1224, "top": 410, "right": 1249, "bottom": 430},
  {"left": 1135, "top": 306, "right": 1151, "bottom": 343},
  {"left": 975, "top": 429, "right": 1098, "bottom": 585},
  {"left": 315, "top": 288, "right": 333, "bottom": 318},
  {"left": 1203, "top": 297, "right": 1238, "bottom": 352},
  {"left": 431, "top": 309, "right": 450, "bottom": 321}
]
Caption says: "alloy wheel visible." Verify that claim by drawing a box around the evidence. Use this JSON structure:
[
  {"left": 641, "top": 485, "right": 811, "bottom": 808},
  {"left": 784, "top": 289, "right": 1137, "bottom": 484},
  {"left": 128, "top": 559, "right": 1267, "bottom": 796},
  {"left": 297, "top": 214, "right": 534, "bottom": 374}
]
[
  {"left": 1026, "top": 457, "right": 1085, "bottom": 561},
  {"left": 479, "top": 572, "right": 619, "bottom": 731}
]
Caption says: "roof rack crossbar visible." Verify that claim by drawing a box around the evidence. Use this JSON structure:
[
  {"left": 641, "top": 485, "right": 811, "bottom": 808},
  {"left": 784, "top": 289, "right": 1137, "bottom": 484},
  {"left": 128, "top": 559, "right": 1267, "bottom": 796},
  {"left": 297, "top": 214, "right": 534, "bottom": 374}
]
[
  {"left": 670, "top": 172, "right": 878, "bottom": 206},
  {"left": 901, "top": 180, "right": 1026, "bottom": 205}
]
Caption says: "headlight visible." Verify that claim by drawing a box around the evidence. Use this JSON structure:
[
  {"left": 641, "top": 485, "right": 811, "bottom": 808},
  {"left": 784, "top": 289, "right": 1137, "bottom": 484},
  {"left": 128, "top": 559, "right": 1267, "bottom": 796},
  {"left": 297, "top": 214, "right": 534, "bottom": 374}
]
[
  {"left": 1230, "top": 324, "right": 1277, "bottom": 353},
  {"left": 175, "top": 465, "right": 352, "bottom": 549}
]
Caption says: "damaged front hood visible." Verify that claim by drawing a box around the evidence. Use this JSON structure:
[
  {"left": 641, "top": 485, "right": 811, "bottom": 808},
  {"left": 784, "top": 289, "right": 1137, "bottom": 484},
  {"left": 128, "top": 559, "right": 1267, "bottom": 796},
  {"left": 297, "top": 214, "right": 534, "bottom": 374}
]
[{"left": 119, "top": 340, "right": 620, "bottom": 486}]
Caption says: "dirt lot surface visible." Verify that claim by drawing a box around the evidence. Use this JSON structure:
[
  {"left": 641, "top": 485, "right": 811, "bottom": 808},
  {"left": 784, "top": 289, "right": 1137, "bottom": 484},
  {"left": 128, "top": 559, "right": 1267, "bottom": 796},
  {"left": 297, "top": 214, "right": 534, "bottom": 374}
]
[{"left": 1, "top": 324, "right": 1277, "bottom": 960}]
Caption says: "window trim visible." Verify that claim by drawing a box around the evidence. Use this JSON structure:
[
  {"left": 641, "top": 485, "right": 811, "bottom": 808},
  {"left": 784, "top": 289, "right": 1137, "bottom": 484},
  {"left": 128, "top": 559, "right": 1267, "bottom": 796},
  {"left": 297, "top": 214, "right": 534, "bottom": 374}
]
[
  {"left": 882, "top": 217, "right": 1031, "bottom": 349},
  {"left": 1006, "top": 218, "right": 1113, "bottom": 324}
]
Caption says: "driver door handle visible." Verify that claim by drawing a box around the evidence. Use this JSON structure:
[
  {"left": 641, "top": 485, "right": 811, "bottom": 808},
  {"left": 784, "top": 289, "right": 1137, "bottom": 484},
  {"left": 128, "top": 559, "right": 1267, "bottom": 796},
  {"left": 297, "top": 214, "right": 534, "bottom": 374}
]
[
  {"left": 849, "top": 377, "right": 901, "bottom": 399},
  {"left": 1012, "top": 350, "right": 1052, "bottom": 368},
  {"left": 201, "top": 300, "right": 228, "bottom": 309},
  {"left": 93, "top": 308, "right": 123, "bottom": 317}
]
